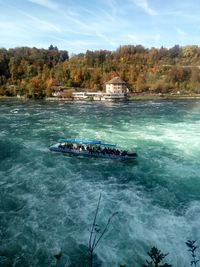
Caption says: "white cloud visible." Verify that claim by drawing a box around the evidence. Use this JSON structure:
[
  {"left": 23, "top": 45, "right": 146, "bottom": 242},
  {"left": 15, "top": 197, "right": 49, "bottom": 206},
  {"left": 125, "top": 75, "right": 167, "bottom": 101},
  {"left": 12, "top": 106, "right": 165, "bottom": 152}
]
[
  {"left": 132, "top": 0, "right": 158, "bottom": 16},
  {"left": 28, "top": 0, "right": 59, "bottom": 10}
]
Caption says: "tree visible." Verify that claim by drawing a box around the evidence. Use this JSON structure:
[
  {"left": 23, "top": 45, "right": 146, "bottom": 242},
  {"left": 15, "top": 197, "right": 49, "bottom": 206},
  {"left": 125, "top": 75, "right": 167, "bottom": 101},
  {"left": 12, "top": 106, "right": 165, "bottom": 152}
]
[
  {"left": 142, "top": 247, "right": 172, "bottom": 267},
  {"left": 136, "top": 74, "right": 148, "bottom": 92},
  {"left": 186, "top": 240, "right": 199, "bottom": 267},
  {"left": 168, "top": 45, "right": 181, "bottom": 58},
  {"left": 48, "top": 44, "right": 58, "bottom": 51},
  {"left": 59, "top": 50, "right": 69, "bottom": 62},
  {"left": 2, "top": 44, "right": 200, "bottom": 96},
  {"left": 190, "top": 68, "right": 200, "bottom": 93}
]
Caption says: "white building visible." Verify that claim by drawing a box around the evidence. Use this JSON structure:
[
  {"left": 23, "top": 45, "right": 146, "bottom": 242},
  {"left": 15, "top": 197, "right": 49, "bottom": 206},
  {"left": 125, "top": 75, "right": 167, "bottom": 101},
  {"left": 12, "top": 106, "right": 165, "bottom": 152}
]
[
  {"left": 53, "top": 77, "right": 129, "bottom": 101},
  {"left": 71, "top": 77, "right": 129, "bottom": 101},
  {"left": 105, "top": 76, "right": 129, "bottom": 94}
]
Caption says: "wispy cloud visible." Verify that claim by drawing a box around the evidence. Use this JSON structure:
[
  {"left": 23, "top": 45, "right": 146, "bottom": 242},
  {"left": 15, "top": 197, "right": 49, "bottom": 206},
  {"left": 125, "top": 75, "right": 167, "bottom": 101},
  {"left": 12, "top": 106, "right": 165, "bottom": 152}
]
[
  {"left": 1, "top": 0, "right": 199, "bottom": 53},
  {"left": 176, "top": 28, "right": 186, "bottom": 36},
  {"left": 21, "top": 11, "right": 62, "bottom": 32},
  {"left": 28, "top": 0, "right": 59, "bottom": 10},
  {"left": 132, "top": 0, "right": 158, "bottom": 16},
  {"left": 126, "top": 32, "right": 160, "bottom": 46},
  {"left": 97, "top": 33, "right": 116, "bottom": 47},
  {"left": 56, "top": 5, "right": 120, "bottom": 47},
  {"left": 102, "top": 0, "right": 118, "bottom": 16},
  {"left": 51, "top": 36, "right": 113, "bottom": 54},
  {"left": 0, "top": 22, "right": 19, "bottom": 32}
]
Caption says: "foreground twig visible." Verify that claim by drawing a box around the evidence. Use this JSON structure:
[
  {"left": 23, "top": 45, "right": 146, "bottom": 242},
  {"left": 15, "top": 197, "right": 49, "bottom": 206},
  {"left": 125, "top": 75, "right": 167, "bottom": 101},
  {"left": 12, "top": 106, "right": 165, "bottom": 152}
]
[{"left": 88, "top": 194, "right": 118, "bottom": 267}]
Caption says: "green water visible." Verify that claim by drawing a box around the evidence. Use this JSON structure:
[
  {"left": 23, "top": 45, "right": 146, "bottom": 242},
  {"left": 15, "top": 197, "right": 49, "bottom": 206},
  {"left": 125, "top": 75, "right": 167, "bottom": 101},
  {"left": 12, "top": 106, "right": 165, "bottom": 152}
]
[{"left": 0, "top": 99, "right": 200, "bottom": 266}]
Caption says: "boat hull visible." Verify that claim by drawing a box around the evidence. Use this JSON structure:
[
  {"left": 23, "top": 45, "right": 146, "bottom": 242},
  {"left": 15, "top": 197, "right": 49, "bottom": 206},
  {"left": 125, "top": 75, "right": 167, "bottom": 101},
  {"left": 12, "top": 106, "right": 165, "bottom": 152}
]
[{"left": 49, "top": 144, "right": 137, "bottom": 160}]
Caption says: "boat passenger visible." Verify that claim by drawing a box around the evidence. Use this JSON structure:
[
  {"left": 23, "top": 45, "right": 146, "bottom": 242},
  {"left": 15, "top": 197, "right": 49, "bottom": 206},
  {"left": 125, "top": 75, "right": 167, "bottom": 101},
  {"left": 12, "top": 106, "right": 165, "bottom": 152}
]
[
  {"left": 58, "top": 144, "right": 65, "bottom": 149},
  {"left": 116, "top": 149, "right": 120, "bottom": 155},
  {"left": 121, "top": 150, "right": 127, "bottom": 156}
]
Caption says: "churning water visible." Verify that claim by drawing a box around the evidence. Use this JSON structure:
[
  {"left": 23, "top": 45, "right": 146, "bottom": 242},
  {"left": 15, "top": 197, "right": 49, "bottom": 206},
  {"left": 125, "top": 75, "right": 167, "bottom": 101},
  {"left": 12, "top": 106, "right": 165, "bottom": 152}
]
[{"left": 0, "top": 99, "right": 200, "bottom": 267}]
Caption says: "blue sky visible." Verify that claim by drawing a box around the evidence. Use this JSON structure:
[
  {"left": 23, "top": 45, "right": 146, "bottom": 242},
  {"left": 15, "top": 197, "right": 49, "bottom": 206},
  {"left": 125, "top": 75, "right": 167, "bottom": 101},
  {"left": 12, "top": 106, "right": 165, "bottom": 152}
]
[{"left": 0, "top": 0, "right": 200, "bottom": 54}]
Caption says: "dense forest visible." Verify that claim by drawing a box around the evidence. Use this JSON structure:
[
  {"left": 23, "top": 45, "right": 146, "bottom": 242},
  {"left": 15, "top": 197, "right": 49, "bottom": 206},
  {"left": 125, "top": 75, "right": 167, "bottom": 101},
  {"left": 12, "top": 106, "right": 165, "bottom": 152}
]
[{"left": 1, "top": 44, "right": 200, "bottom": 98}]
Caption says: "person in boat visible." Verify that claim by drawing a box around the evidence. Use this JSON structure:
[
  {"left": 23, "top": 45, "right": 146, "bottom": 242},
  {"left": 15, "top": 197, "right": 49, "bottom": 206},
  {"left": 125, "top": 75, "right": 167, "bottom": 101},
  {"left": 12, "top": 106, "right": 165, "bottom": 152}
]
[
  {"left": 116, "top": 149, "right": 120, "bottom": 156},
  {"left": 58, "top": 144, "right": 64, "bottom": 149},
  {"left": 121, "top": 150, "right": 127, "bottom": 156},
  {"left": 88, "top": 145, "right": 93, "bottom": 154},
  {"left": 102, "top": 147, "right": 107, "bottom": 154},
  {"left": 97, "top": 145, "right": 101, "bottom": 153},
  {"left": 58, "top": 142, "right": 136, "bottom": 158}
]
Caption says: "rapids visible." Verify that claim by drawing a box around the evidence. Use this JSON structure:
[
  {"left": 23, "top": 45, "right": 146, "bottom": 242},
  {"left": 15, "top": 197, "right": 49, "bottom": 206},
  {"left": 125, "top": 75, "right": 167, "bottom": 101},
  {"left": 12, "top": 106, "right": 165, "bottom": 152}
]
[{"left": 0, "top": 99, "right": 200, "bottom": 266}]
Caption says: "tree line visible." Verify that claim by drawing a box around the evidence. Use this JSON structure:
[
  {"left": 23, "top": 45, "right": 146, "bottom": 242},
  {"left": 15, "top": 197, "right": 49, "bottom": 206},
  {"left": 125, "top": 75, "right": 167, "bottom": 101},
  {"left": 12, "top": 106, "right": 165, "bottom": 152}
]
[{"left": 1, "top": 44, "right": 200, "bottom": 98}]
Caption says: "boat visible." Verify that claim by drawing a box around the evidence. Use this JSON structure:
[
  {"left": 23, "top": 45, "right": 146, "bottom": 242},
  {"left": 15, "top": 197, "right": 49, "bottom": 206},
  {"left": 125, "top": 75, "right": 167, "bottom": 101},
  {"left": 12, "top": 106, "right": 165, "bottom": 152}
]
[{"left": 49, "top": 138, "right": 137, "bottom": 160}]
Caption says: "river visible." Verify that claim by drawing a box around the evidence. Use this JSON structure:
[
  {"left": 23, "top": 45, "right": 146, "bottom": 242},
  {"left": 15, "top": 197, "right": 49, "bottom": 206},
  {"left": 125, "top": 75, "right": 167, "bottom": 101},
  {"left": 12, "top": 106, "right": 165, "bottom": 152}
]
[{"left": 0, "top": 99, "right": 200, "bottom": 266}]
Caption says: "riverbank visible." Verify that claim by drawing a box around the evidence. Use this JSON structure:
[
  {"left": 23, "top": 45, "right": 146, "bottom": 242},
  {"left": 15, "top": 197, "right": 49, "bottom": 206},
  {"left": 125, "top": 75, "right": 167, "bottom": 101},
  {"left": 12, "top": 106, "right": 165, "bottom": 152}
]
[
  {"left": 1, "top": 94, "right": 200, "bottom": 101},
  {"left": 128, "top": 93, "right": 200, "bottom": 100}
]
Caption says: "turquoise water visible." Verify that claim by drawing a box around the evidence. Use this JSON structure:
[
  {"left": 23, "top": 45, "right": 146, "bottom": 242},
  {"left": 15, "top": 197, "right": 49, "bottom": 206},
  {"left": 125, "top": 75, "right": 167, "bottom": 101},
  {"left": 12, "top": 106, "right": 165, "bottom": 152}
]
[{"left": 0, "top": 99, "right": 200, "bottom": 267}]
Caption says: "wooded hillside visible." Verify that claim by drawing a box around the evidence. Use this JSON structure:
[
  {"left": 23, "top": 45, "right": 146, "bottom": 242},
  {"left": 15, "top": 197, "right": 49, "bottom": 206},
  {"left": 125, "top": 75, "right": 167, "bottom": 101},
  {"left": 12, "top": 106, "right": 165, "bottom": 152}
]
[{"left": 1, "top": 44, "right": 200, "bottom": 98}]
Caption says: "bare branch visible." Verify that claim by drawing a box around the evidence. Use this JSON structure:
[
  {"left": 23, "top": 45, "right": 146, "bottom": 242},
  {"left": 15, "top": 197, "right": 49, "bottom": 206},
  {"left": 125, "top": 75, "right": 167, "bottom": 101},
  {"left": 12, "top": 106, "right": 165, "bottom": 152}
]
[
  {"left": 93, "top": 211, "right": 118, "bottom": 250},
  {"left": 88, "top": 194, "right": 118, "bottom": 267},
  {"left": 88, "top": 194, "right": 102, "bottom": 250}
]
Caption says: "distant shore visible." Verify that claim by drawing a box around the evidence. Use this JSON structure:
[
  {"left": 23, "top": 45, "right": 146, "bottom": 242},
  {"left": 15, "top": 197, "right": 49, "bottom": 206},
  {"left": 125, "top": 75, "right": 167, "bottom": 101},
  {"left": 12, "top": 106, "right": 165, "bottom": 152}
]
[
  {"left": 1, "top": 94, "right": 200, "bottom": 101},
  {"left": 128, "top": 93, "right": 200, "bottom": 100}
]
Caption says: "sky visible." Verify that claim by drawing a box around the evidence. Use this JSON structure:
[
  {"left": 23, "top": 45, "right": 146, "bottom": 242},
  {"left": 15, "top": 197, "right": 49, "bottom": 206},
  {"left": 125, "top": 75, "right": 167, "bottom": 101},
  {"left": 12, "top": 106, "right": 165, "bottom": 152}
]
[{"left": 0, "top": 0, "right": 200, "bottom": 54}]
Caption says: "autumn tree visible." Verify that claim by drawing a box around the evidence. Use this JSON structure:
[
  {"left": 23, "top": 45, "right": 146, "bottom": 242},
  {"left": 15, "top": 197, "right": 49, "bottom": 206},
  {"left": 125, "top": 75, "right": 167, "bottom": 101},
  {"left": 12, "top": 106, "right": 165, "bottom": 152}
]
[{"left": 1, "top": 44, "right": 200, "bottom": 97}]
